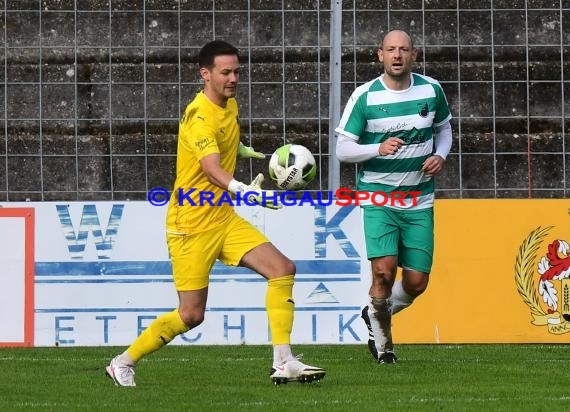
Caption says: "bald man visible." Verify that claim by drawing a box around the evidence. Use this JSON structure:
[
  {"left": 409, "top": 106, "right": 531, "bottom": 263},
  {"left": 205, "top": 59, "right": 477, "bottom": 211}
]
[{"left": 335, "top": 30, "right": 453, "bottom": 364}]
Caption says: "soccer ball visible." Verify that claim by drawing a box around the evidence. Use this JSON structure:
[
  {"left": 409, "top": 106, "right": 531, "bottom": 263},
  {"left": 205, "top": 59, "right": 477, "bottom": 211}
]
[{"left": 268, "top": 144, "right": 317, "bottom": 190}]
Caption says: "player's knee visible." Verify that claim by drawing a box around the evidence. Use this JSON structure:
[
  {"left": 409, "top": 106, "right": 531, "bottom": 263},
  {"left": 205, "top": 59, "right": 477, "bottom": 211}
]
[
  {"left": 178, "top": 309, "right": 205, "bottom": 329},
  {"left": 276, "top": 258, "right": 295, "bottom": 276},
  {"left": 404, "top": 277, "right": 429, "bottom": 297},
  {"left": 371, "top": 258, "right": 397, "bottom": 279},
  {"left": 371, "top": 270, "right": 394, "bottom": 289},
  {"left": 409, "top": 284, "right": 427, "bottom": 297}
]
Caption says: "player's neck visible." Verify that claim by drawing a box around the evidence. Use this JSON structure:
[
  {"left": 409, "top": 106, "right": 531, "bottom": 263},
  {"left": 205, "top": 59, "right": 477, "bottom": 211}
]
[
  {"left": 380, "top": 73, "right": 412, "bottom": 91},
  {"left": 203, "top": 89, "right": 228, "bottom": 108}
]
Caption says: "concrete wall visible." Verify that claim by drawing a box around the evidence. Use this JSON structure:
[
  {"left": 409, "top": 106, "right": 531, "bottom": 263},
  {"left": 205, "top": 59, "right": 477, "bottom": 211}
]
[{"left": 1, "top": 1, "right": 569, "bottom": 200}]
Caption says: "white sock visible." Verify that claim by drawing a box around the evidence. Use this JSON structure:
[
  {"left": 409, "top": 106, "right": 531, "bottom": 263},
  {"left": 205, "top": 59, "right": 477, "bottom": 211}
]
[
  {"left": 117, "top": 351, "right": 135, "bottom": 366},
  {"left": 369, "top": 297, "right": 393, "bottom": 354},
  {"left": 390, "top": 280, "right": 414, "bottom": 315},
  {"left": 273, "top": 344, "right": 294, "bottom": 367}
]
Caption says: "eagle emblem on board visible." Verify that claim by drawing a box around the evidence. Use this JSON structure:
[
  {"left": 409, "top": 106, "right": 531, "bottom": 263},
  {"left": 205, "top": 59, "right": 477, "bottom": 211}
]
[{"left": 515, "top": 224, "right": 570, "bottom": 334}]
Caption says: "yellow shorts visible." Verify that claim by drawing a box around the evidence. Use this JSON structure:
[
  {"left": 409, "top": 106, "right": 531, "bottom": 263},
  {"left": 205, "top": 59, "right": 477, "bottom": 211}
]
[{"left": 166, "top": 213, "right": 269, "bottom": 291}]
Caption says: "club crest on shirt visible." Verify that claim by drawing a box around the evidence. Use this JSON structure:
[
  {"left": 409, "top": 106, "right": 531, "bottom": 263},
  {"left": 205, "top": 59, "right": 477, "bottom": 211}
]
[{"left": 417, "top": 102, "right": 429, "bottom": 117}]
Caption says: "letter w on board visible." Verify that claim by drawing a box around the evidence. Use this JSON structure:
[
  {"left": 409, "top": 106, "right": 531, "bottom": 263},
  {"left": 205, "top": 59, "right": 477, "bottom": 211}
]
[{"left": 56, "top": 204, "right": 124, "bottom": 259}]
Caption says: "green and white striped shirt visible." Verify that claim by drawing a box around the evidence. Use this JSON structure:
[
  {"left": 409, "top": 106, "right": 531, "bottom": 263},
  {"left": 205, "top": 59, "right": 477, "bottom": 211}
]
[{"left": 335, "top": 73, "right": 452, "bottom": 209}]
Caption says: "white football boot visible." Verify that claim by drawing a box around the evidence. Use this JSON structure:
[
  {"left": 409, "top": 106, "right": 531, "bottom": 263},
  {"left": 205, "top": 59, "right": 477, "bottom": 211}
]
[
  {"left": 105, "top": 356, "right": 136, "bottom": 387},
  {"left": 269, "top": 357, "right": 326, "bottom": 384}
]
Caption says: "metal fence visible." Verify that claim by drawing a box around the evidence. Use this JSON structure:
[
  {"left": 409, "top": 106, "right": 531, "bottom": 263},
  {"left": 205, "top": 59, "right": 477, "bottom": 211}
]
[{"left": 1, "top": 1, "right": 568, "bottom": 200}]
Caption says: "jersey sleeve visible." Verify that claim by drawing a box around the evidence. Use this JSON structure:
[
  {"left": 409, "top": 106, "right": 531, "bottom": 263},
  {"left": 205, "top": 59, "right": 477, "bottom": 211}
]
[
  {"left": 335, "top": 89, "right": 367, "bottom": 141},
  {"left": 432, "top": 83, "right": 452, "bottom": 126},
  {"left": 179, "top": 111, "right": 220, "bottom": 161}
]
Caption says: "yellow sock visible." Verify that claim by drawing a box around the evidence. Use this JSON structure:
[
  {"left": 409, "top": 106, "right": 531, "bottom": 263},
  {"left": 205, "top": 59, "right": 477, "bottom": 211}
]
[
  {"left": 126, "top": 309, "right": 190, "bottom": 362},
  {"left": 266, "top": 275, "right": 294, "bottom": 345}
]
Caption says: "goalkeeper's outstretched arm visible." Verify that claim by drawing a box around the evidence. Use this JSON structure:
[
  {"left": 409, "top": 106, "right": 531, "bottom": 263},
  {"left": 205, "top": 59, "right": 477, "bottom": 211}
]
[
  {"left": 200, "top": 152, "right": 236, "bottom": 190},
  {"left": 200, "top": 152, "right": 281, "bottom": 209}
]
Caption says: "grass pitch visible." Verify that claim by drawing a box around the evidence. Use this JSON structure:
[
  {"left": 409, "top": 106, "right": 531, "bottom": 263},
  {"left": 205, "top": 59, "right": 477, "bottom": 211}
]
[{"left": 1, "top": 344, "right": 568, "bottom": 411}]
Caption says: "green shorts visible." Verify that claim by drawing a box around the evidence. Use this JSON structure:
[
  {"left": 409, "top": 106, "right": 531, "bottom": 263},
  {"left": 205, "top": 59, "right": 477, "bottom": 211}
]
[{"left": 362, "top": 206, "right": 434, "bottom": 273}]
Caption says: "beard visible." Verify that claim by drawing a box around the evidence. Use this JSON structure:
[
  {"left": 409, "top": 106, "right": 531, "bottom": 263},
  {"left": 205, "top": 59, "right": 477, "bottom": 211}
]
[{"left": 385, "top": 66, "right": 410, "bottom": 79}]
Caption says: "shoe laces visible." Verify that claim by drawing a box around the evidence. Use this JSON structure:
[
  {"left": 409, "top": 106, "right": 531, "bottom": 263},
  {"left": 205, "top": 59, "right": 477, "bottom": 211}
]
[{"left": 117, "top": 363, "right": 135, "bottom": 381}]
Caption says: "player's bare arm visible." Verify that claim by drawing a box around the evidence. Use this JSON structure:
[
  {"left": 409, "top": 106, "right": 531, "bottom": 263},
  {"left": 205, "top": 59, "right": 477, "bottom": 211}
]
[{"left": 200, "top": 152, "right": 235, "bottom": 189}]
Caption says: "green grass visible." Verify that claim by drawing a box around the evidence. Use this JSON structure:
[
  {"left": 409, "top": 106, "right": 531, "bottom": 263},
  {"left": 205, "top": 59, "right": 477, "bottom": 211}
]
[{"left": 1, "top": 344, "right": 569, "bottom": 411}]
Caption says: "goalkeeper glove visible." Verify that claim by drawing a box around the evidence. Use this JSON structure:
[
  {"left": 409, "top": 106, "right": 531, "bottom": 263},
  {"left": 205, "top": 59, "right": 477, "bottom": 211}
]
[
  {"left": 237, "top": 142, "right": 265, "bottom": 159},
  {"left": 228, "top": 173, "right": 282, "bottom": 210}
]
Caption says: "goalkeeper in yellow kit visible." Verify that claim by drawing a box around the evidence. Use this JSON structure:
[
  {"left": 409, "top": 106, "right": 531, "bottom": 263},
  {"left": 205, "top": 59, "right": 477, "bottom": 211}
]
[{"left": 105, "top": 40, "right": 325, "bottom": 386}]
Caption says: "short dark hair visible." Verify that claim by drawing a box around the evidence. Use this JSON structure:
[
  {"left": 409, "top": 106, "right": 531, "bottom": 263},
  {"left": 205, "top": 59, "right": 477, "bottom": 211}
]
[{"left": 198, "top": 40, "right": 239, "bottom": 69}]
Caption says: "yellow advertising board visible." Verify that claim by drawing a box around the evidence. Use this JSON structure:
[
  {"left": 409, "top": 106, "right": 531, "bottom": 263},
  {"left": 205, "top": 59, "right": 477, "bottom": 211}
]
[{"left": 393, "top": 199, "right": 570, "bottom": 343}]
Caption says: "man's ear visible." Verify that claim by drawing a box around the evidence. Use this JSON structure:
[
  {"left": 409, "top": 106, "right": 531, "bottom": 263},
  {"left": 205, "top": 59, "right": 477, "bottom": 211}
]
[
  {"left": 199, "top": 67, "right": 209, "bottom": 82},
  {"left": 412, "top": 48, "right": 419, "bottom": 60}
]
